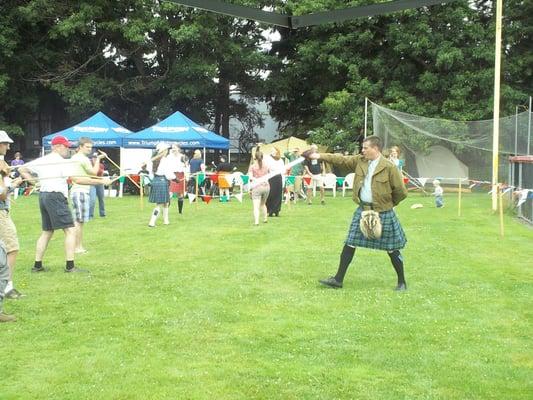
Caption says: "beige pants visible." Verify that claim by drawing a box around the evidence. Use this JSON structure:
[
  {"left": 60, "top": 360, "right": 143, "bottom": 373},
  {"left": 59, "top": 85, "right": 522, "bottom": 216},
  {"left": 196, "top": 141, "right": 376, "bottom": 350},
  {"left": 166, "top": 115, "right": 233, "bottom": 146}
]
[{"left": 0, "top": 210, "right": 19, "bottom": 253}]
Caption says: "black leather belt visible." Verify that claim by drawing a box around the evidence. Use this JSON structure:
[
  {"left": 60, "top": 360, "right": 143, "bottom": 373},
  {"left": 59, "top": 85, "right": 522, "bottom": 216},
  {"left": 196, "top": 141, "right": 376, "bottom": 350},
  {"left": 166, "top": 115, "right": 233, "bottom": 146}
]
[{"left": 360, "top": 201, "right": 373, "bottom": 210}]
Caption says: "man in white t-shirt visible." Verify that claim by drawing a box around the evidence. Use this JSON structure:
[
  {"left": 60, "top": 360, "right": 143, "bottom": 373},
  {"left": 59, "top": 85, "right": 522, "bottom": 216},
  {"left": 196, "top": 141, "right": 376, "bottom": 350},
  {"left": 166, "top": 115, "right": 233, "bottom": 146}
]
[
  {"left": 70, "top": 137, "right": 111, "bottom": 253},
  {"left": 19, "top": 135, "right": 108, "bottom": 273}
]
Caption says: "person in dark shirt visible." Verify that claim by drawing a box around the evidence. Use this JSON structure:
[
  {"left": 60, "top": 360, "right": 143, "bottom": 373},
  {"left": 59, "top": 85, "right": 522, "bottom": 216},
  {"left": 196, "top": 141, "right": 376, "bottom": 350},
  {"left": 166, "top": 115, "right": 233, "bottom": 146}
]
[
  {"left": 188, "top": 150, "right": 206, "bottom": 195},
  {"left": 89, "top": 154, "right": 107, "bottom": 218},
  {"left": 303, "top": 144, "right": 325, "bottom": 205}
]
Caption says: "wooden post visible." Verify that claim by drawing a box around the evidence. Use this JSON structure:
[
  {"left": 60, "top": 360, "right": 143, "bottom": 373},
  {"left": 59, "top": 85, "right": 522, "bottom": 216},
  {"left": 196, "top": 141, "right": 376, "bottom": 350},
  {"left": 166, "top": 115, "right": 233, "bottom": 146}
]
[
  {"left": 195, "top": 173, "right": 199, "bottom": 210},
  {"left": 498, "top": 184, "right": 505, "bottom": 237},
  {"left": 458, "top": 178, "right": 463, "bottom": 217},
  {"left": 140, "top": 175, "right": 144, "bottom": 211}
]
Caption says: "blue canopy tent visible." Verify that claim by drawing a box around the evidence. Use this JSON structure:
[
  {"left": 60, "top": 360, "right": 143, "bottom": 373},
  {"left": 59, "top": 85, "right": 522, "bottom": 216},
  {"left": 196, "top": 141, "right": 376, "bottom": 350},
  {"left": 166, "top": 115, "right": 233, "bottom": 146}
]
[
  {"left": 42, "top": 112, "right": 132, "bottom": 148},
  {"left": 122, "top": 111, "right": 229, "bottom": 150}
]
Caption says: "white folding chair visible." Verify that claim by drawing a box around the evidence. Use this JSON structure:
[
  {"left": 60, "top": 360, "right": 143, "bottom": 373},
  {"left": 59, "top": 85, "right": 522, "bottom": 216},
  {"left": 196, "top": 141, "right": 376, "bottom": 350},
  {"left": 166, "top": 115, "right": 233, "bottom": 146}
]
[
  {"left": 322, "top": 173, "right": 337, "bottom": 197},
  {"left": 342, "top": 173, "right": 355, "bottom": 197},
  {"left": 232, "top": 171, "right": 244, "bottom": 193}
]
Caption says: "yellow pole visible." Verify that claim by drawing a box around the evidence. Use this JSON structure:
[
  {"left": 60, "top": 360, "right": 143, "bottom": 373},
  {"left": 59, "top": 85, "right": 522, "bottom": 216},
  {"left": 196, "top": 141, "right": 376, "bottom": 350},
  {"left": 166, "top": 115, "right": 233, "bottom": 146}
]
[
  {"left": 491, "top": 0, "right": 503, "bottom": 211},
  {"left": 498, "top": 184, "right": 505, "bottom": 237},
  {"left": 458, "top": 178, "right": 462, "bottom": 217}
]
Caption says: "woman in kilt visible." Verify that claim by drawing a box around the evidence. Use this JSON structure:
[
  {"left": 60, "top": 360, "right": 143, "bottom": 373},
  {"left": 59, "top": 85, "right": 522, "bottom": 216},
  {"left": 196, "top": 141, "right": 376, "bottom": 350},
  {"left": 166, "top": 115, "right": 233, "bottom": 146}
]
[
  {"left": 304, "top": 135, "right": 409, "bottom": 291},
  {"left": 148, "top": 143, "right": 173, "bottom": 227}
]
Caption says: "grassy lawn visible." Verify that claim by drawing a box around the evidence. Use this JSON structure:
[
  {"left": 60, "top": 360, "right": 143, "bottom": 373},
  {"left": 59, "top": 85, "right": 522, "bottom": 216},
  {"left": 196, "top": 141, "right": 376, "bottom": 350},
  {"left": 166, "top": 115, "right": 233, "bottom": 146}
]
[{"left": 1, "top": 191, "right": 532, "bottom": 399}]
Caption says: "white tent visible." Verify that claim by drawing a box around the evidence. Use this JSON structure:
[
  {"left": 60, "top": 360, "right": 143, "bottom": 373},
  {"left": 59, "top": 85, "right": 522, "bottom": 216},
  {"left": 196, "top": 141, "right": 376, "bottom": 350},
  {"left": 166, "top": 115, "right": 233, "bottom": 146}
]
[{"left": 414, "top": 145, "right": 469, "bottom": 179}]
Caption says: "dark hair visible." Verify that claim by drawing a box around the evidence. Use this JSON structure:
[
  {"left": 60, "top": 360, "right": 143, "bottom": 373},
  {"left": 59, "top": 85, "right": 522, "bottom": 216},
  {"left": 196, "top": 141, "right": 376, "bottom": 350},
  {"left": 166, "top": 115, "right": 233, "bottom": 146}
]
[
  {"left": 363, "top": 135, "right": 382, "bottom": 151},
  {"left": 254, "top": 147, "right": 263, "bottom": 169}
]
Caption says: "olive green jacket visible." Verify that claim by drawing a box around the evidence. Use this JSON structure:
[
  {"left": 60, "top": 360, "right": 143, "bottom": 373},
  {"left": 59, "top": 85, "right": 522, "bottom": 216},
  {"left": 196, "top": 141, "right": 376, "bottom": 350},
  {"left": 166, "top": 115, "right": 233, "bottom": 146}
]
[{"left": 319, "top": 153, "right": 407, "bottom": 212}]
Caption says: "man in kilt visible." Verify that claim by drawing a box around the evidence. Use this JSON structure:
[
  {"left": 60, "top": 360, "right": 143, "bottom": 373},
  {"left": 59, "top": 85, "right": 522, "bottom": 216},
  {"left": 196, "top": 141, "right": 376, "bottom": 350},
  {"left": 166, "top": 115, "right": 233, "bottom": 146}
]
[{"left": 304, "top": 135, "right": 408, "bottom": 291}]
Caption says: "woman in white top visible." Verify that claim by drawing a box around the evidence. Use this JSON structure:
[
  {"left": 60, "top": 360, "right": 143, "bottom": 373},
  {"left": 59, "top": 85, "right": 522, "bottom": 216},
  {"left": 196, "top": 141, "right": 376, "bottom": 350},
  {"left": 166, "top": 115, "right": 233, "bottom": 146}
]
[{"left": 265, "top": 147, "right": 285, "bottom": 217}]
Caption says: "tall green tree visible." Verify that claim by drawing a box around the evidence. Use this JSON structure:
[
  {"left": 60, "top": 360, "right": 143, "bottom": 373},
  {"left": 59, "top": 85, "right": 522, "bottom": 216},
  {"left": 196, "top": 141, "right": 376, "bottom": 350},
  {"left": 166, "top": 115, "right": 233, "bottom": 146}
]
[{"left": 0, "top": 0, "right": 275, "bottom": 143}]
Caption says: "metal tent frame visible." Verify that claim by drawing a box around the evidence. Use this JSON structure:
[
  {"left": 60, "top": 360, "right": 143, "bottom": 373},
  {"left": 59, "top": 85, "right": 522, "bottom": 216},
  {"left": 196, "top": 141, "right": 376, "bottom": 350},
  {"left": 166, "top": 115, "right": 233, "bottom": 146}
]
[{"left": 168, "top": 0, "right": 455, "bottom": 28}]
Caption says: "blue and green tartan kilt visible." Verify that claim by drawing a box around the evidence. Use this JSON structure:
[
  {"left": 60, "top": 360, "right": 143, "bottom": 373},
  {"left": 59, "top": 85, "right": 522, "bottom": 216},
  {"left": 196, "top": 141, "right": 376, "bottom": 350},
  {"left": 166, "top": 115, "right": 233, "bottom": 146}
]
[
  {"left": 345, "top": 207, "right": 407, "bottom": 250},
  {"left": 149, "top": 175, "right": 170, "bottom": 204}
]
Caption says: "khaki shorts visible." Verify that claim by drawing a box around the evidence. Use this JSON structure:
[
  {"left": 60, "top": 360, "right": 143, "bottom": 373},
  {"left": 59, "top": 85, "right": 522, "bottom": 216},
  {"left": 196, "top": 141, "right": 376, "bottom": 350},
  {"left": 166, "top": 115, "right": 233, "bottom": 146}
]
[
  {"left": 251, "top": 184, "right": 270, "bottom": 201},
  {"left": 0, "top": 210, "right": 19, "bottom": 253},
  {"left": 311, "top": 174, "right": 324, "bottom": 187}
]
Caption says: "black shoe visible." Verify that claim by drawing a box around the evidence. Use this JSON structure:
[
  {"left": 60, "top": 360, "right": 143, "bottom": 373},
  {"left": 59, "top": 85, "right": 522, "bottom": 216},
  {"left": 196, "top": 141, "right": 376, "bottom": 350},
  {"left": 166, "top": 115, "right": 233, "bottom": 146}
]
[
  {"left": 394, "top": 283, "right": 407, "bottom": 291},
  {"left": 319, "top": 276, "right": 343, "bottom": 288},
  {"left": 31, "top": 266, "right": 48, "bottom": 273},
  {"left": 274, "top": 212, "right": 279, "bottom": 217},
  {"left": 65, "top": 267, "right": 90, "bottom": 273},
  {"left": 5, "top": 288, "right": 25, "bottom": 299}
]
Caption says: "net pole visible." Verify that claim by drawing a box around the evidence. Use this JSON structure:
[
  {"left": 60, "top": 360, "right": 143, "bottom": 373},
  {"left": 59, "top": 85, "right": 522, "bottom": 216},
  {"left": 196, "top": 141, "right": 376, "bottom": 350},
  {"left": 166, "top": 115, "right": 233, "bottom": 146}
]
[
  {"left": 527, "top": 96, "right": 531, "bottom": 156},
  {"left": 491, "top": 0, "right": 503, "bottom": 211},
  {"left": 515, "top": 106, "right": 519, "bottom": 155},
  {"left": 364, "top": 97, "right": 368, "bottom": 138},
  {"left": 498, "top": 184, "right": 505, "bottom": 237}
]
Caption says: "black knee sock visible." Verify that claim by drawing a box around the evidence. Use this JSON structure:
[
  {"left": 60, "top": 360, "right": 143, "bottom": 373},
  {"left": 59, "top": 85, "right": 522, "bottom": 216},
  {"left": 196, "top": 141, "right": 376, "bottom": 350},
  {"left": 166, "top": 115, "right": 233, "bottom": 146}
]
[
  {"left": 334, "top": 245, "right": 356, "bottom": 283},
  {"left": 178, "top": 198, "right": 184, "bottom": 214},
  {"left": 388, "top": 250, "right": 406, "bottom": 285}
]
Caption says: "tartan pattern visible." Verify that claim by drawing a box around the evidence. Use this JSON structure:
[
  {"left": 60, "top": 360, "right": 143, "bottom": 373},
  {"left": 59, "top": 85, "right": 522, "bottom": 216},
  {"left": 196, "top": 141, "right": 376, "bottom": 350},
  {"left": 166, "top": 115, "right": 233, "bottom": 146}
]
[
  {"left": 149, "top": 175, "right": 170, "bottom": 204},
  {"left": 71, "top": 191, "right": 90, "bottom": 223},
  {"left": 345, "top": 207, "right": 407, "bottom": 250},
  {"left": 169, "top": 172, "right": 185, "bottom": 195}
]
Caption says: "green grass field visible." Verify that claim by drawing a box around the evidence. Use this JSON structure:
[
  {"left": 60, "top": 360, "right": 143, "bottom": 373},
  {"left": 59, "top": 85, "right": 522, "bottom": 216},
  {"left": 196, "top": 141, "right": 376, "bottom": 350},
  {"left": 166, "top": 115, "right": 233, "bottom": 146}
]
[{"left": 1, "top": 192, "right": 532, "bottom": 399}]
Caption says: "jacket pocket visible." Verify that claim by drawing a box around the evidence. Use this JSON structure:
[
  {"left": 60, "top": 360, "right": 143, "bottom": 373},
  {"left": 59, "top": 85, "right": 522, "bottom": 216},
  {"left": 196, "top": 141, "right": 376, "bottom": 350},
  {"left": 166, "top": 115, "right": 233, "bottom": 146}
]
[{"left": 373, "top": 174, "right": 392, "bottom": 207}]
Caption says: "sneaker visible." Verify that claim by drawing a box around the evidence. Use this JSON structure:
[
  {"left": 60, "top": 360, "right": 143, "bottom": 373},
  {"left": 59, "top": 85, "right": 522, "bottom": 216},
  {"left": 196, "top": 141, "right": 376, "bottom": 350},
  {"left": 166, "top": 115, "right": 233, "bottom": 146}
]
[
  {"left": 5, "top": 288, "right": 25, "bottom": 299},
  {"left": 0, "top": 312, "right": 17, "bottom": 323},
  {"left": 65, "top": 267, "right": 90, "bottom": 273},
  {"left": 394, "top": 283, "right": 407, "bottom": 291},
  {"left": 319, "top": 276, "right": 343, "bottom": 288},
  {"left": 31, "top": 266, "right": 48, "bottom": 273}
]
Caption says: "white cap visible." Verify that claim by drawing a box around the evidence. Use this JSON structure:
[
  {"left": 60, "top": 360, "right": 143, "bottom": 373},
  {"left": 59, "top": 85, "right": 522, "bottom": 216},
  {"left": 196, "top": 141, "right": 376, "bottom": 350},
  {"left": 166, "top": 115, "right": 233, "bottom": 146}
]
[{"left": 0, "top": 130, "right": 14, "bottom": 143}]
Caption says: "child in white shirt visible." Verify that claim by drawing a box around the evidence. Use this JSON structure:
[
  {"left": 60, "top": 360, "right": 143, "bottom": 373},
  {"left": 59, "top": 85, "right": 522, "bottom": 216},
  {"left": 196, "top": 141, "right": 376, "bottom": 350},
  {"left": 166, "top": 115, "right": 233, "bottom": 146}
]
[{"left": 432, "top": 179, "right": 444, "bottom": 208}]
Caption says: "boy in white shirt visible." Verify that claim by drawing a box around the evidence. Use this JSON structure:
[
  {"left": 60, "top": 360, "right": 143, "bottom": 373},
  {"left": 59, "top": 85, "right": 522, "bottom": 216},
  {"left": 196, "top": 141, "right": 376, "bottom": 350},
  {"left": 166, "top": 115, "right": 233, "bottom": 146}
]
[{"left": 432, "top": 179, "right": 444, "bottom": 208}]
